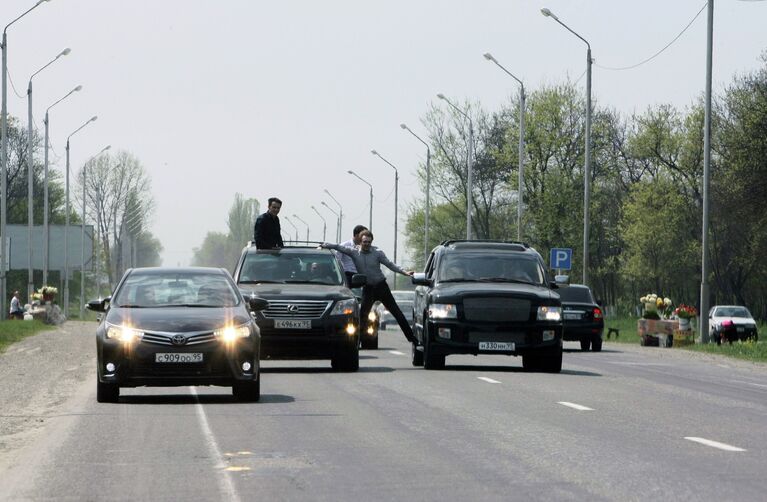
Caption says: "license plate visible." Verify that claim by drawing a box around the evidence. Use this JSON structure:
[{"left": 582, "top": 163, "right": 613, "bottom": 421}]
[
  {"left": 564, "top": 313, "right": 581, "bottom": 320},
  {"left": 479, "top": 341, "right": 515, "bottom": 351},
  {"left": 274, "top": 319, "right": 311, "bottom": 329},
  {"left": 155, "top": 353, "right": 203, "bottom": 363}
]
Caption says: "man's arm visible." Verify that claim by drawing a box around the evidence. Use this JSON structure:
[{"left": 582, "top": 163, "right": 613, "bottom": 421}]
[
  {"left": 254, "top": 214, "right": 265, "bottom": 247},
  {"left": 276, "top": 220, "right": 284, "bottom": 247},
  {"left": 376, "top": 249, "right": 413, "bottom": 276},
  {"left": 321, "top": 242, "right": 354, "bottom": 256}
]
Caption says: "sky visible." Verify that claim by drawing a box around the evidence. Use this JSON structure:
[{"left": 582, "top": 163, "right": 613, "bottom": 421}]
[{"left": 4, "top": 0, "right": 766, "bottom": 268}]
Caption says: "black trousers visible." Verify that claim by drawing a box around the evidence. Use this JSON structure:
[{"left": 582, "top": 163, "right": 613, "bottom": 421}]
[{"left": 360, "top": 281, "right": 414, "bottom": 341}]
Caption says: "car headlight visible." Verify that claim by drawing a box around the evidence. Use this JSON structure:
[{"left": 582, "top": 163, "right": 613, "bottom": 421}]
[
  {"left": 429, "top": 304, "right": 457, "bottom": 319},
  {"left": 537, "top": 306, "right": 562, "bottom": 322},
  {"left": 214, "top": 324, "right": 251, "bottom": 342},
  {"left": 331, "top": 299, "right": 357, "bottom": 316},
  {"left": 105, "top": 322, "right": 143, "bottom": 343},
  {"left": 368, "top": 310, "right": 377, "bottom": 321}
]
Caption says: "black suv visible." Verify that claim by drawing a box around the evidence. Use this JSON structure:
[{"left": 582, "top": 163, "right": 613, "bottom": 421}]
[
  {"left": 558, "top": 284, "right": 604, "bottom": 352},
  {"left": 411, "top": 240, "right": 563, "bottom": 372},
  {"left": 233, "top": 245, "right": 366, "bottom": 371}
]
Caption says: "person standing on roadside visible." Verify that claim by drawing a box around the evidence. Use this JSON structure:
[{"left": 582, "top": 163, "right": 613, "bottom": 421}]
[
  {"left": 338, "top": 225, "right": 367, "bottom": 287},
  {"left": 9, "top": 291, "right": 24, "bottom": 320},
  {"left": 321, "top": 230, "right": 416, "bottom": 343},
  {"left": 253, "top": 197, "right": 284, "bottom": 249}
]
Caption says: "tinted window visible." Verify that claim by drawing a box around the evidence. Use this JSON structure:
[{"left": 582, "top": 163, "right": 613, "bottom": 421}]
[
  {"left": 114, "top": 271, "right": 239, "bottom": 307},
  {"left": 437, "top": 252, "right": 544, "bottom": 284},
  {"left": 715, "top": 307, "right": 751, "bottom": 318},
  {"left": 240, "top": 252, "right": 343, "bottom": 285},
  {"left": 557, "top": 286, "right": 594, "bottom": 303}
]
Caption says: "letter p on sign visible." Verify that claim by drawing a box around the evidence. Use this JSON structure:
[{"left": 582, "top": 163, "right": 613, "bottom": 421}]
[{"left": 550, "top": 248, "right": 572, "bottom": 270}]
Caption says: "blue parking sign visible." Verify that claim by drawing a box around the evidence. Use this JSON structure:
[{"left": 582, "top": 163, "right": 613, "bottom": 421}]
[{"left": 550, "top": 248, "right": 572, "bottom": 270}]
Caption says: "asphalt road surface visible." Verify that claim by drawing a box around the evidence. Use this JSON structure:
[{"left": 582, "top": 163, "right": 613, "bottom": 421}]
[{"left": 2, "top": 324, "right": 766, "bottom": 501}]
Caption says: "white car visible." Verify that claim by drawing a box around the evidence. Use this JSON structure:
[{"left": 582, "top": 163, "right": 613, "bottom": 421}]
[{"left": 708, "top": 305, "right": 759, "bottom": 343}]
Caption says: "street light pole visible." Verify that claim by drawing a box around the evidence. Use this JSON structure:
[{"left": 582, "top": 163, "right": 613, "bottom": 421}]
[
  {"left": 311, "top": 205, "right": 327, "bottom": 242},
  {"left": 347, "top": 170, "right": 373, "bottom": 231},
  {"left": 400, "top": 123, "right": 431, "bottom": 263},
  {"left": 283, "top": 216, "right": 299, "bottom": 242},
  {"left": 437, "top": 93, "right": 473, "bottom": 240},
  {"left": 293, "top": 214, "right": 310, "bottom": 242},
  {"left": 323, "top": 188, "right": 343, "bottom": 242},
  {"left": 320, "top": 201, "right": 340, "bottom": 243},
  {"left": 541, "top": 7, "right": 592, "bottom": 286},
  {"left": 80, "top": 145, "right": 110, "bottom": 318},
  {"left": 1, "top": 0, "right": 51, "bottom": 319},
  {"left": 700, "top": 0, "right": 715, "bottom": 343},
  {"left": 483, "top": 52, "right": 526, "bottom": 241},
  {"left": 43, "top": 85, "right": 82, "bottom": 286},
  {"left": 64, "top": 116, "right": 98, "bottom": 316},
  {"left": 371, "top": 150, "right": 399, "bottom": 271},
  {"left": 27, "top": 47, "right": 71, "bottom": 301}
]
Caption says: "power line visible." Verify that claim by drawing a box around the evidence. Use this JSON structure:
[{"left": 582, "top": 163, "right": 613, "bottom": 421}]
[
  {"left": 6, "top": 68, "right": 27, "bottom": 99},
  {"left": 596, "top": 2, "right": 707, "bottom": 71}
]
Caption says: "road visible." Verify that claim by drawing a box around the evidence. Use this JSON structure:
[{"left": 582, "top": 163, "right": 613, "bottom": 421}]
[{"left": 1, "top": 325, "right": 766, "bottom": 501}]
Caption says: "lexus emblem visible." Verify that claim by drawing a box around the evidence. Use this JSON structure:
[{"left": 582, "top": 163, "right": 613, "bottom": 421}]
[
  {"left": 171, "top": 334, "right": 187, "bottom": 346},
  {"left": 287, "top": 304, "right": 300, "bottom": 313}
]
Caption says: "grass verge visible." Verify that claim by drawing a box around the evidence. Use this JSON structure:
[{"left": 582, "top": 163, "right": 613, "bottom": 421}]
[{"left": 0, "top": 320, "right": 57, "bottom": 354}]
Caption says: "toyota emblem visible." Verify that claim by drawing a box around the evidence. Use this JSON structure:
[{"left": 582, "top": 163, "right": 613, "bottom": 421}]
[
  {"left": 287, "top": 304, "right": 300, "bottom": 313},
  {"left": 171, "top": 334, "right": 187, "bottom": 346}
]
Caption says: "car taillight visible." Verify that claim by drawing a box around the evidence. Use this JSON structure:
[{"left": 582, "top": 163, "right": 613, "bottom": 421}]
[{"left": 593, "top": 307, "right": 603, "bottom": 320}]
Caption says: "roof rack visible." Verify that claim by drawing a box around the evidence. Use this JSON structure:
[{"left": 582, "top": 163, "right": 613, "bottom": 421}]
[
  {"left": 439, "top": 239, "right": 529, "bottom": 248},
  {"left": 246, "top": 240, "right": 325, "bottom": 249}
]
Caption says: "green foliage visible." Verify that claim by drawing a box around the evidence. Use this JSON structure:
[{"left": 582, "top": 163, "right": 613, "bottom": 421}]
[
  {"left": 0, "top": 320, "right": 56, "bottom": 354},
  {"left": 191, "top": 193, "right": 259, "bottom": 272}
]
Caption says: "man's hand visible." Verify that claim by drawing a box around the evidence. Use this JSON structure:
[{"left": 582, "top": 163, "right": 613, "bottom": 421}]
[{"left": 405, "top": 270, "right": 415, "bottom": 276}]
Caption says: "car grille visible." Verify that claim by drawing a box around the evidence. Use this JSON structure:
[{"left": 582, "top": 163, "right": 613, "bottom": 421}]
[
  {"left": 141, "top": 330, "right": 217, "bottom": 346},
  {"left": 463, "top": 297, "right": 531, "bottom": 322},
  {"left": 263, "top": 300, "right": 330, "bottom": 319}
]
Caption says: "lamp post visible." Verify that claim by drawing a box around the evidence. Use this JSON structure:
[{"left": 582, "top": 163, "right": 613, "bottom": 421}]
[
  {"left": 64, "top": 115, "right": 98, "bottom": 315},
  {"left": 400, "top": 123, "right": 431, "bottom": 263},
  {"left": 541, "top": 7, "right": 592, "bottom": 286},
  {"left": 483, "top": 52, "right": 526, "bottom": 241},
  {"left": 27, "top": 47, "right": 71, "bottom": 301},
  {"left": 437, "top": 93, "right": 473, "bottom": 240},
  {"left": 1, "top": 0, "right": 52, "bottom": 318},
  {"left": 347, "top": 170, "right": 373, "bottom": 231},
  {"left": 80, "top": 145, "right": 110, "bottom": 318},
  {"left": 370, "top": 149, "right": 399, "bottom": 271},
  {"left": 292, "top": 214, "right": 310, "bottom": 242},
  {"left": 320, "top": 201, "right": 340, "bottom": 243},
  {"left": 283, "top": 216, "right": 299, "bottom": 242},
  {"left": 311, "top": 205, "right": 327, "bottom": 242},
  {"left": 43, "top": 85, "right": 81, "bottom": 286},
  {"left": 323, "top": 188, "right": 343, "bottom": 242}
]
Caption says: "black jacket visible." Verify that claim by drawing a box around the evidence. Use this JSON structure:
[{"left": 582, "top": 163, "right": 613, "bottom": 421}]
[{"left": 254, "top": 212, "right": 284, "bottom": 249}]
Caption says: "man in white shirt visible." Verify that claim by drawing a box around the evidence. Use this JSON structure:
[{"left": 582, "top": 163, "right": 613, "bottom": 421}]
[{"left": 338, "top": 225, "right": 367, "bottom": 287}]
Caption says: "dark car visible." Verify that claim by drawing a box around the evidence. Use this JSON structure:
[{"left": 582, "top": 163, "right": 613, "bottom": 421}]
[
  {"left": 558, "top": 284, "right": 604, "bottom": 351},
  {"left": 412, "top": 240, "right": 564, "bottom": 372},
  {"left": 89, "top": 267, "right": 267, "bottom": 403},
  {"left": 233, "top": 244, "right": 365, "bottom": 371}
]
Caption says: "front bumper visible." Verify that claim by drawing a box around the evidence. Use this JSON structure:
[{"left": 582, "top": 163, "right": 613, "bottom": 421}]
[
  {"left": 422, "top": 319, "right": 562, "bottom": 356},
  {"left": 257, "top": 315, "right": 359, "bottom": 359}
]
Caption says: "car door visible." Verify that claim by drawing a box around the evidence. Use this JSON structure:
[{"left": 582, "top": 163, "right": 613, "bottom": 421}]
[{"left": 413, "top": 251, "right": 436, "bottom": 340}]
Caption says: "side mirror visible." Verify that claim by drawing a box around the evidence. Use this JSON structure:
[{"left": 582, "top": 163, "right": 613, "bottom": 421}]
[
  {"left": 412, "top": 272, "right": 432, "bottom": 286},
  {"left": 86, "top": 297, "right": 110, "bottom": 313},
  {"left": 246, "top": 294, "right": 269, "bottom": 312},
  {"left": 554, "top": 274, "right": 570, "bottom": 285},
  {"left": 350, "top": 274, "right": 367, "bottom": 288}
]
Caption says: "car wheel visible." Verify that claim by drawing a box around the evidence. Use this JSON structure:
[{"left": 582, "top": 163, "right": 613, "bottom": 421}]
[
  {"left": 331, "top": 342, "right": 359, "bottom": 372},
  {"left": 361, "top": 332, "right": 379, "bottom": 350},
  {"left": 96, "top": 379, "right": 119, "bottom": 403},
  {"left": 591, "top": 337, "right": 603, "bottom": 352},
  {"left": 411, "top": 342, "right": 424, "bottom": 366},
  {"left": 232, "top": 378, "right": 260, "bottom": 402},
  {"left": 379, "top": 322, "right": 386, "bottom": 330},
  {"left": 522, "top": 353, "right": 538, "bottom": 372},
  {"left": 423, "top": 327, "right": 445, "bottom": 370},
  {"left": 540, "top": 345, "right": 563, "bottom": 373},
  {"left": 580, "top": 338, "right": 591, "bottom": 351}
]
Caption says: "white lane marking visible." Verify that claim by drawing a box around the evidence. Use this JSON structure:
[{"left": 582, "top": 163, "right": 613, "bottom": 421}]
[
  {"left": 684, "top": 437, "right": 746, "bottom": 452},
  {"left": 478, "top": 377, "right": 501, "bottom": 384},
  {"left": 730, "top": 380, "right": 767, "bottom": 389},
  {"left": 26, "top": 347, "right": 41, "bottom": 354},
  {"left": 558, "top": 401, "right": 594, "bottom": 411},
  {"left": 388, "top": 350, "right": 406, "bottom": 356},
  {"left": 717, "top": 364, "right": 730, "bottom": 369},
  {"left": 190, "top": 388, "right": 241, "bottom": 502},
  {"left": 606, "top": 361, "right": 667, "bottom": 366}
]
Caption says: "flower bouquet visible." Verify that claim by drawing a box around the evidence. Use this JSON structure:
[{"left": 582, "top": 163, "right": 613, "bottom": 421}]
[
  {"left": 36, "top": 285, "right": 58, "bottom": 302},
  {"left": 640, "top": 294, "right": 672, "bottom": 320},
  {"left": 673, "top": 304, "right": 698, "bottom": 319}
]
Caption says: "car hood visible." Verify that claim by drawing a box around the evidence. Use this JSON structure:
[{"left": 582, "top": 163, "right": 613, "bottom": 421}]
[
  {"left": 105, "top": 306, "right": 251, "bottom": 332},
  {"left": 712, "top": 316, "right": 756, "bottom": 326},
  {"left": 431, "top": 282, "right": 557, "bottom": 302},
  {"left": 239, "top": 283, "right": 353, "bottom": 301}
]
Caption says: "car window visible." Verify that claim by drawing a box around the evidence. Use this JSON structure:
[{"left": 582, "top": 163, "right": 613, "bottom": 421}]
[
  {"left": 393, "top": 291, "right": 415, "bottom": 302},
  {"left": 717, "top": 307, "right": 750, "bottom": 318},
  {"left": 240, "top": 252, "right": 343, "bottom": 285},
  {"left": 114, "top": 271, "right": 239, "bottom": 307},
  {"left": 437, "top": 252, "right": 544, "bottom": 284},
  {"left": 557, "top": 287, "right": 593, "bottom": 303}
]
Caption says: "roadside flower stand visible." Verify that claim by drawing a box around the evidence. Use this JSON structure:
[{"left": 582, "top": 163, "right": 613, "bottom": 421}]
[{"left": 637, "top": 318, "right": 679, "bottom": 347}]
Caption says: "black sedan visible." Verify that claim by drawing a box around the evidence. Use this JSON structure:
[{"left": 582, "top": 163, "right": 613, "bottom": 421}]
[
  {"left": 558, "top": 284, "right": 604, "bottom": 352},
  {"left": 88, "top": 267, "right": 267, "bottom": 403}
]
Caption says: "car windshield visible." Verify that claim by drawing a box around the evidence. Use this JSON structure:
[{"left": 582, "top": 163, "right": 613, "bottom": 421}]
[
  {"left": 437, "top": 252, "right": 544, "bottom": 285},
  {"left": 716, "top": 307, "right": 751, "bottom": 318},
  {"left": 114, "top": 271, "right": 239, "bottom": 307},
  {"left": 240, "top": 252, "right": 343, "bottom": 285},
  {"left": 557, "top": 286, "right": 594, "bottom": 303}
]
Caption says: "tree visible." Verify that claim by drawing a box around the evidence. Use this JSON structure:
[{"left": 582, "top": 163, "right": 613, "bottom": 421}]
[{"left": 190, "top": 194, "right": 259, "bottom": 271}]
